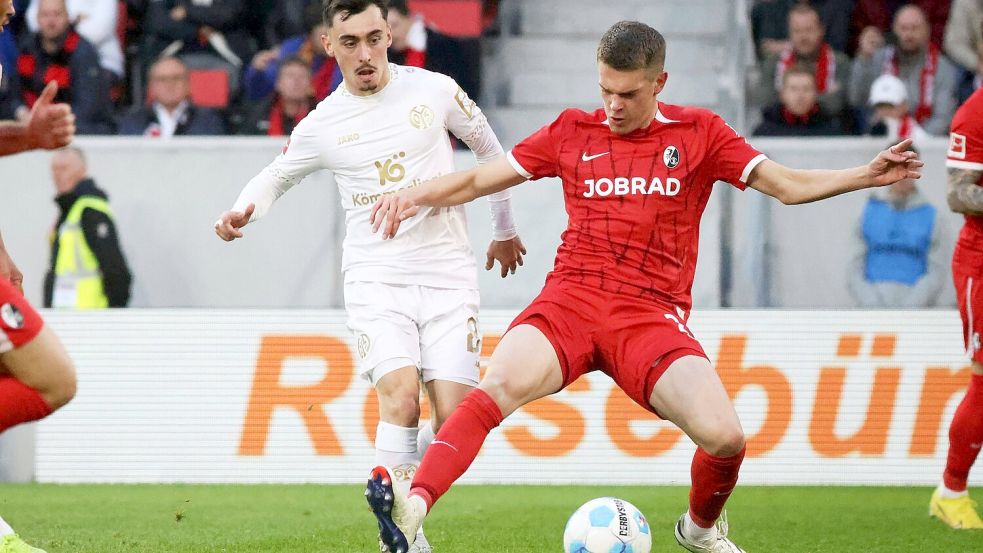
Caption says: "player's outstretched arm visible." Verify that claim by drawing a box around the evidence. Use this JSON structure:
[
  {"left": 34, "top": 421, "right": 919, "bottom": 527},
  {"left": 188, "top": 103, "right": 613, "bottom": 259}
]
[
  {"left": 371, "top": 156, "right": 527, "bottom": 239},
  {"left": 0, "top": 82, "right": 75, "bottom": 156},
  {"left": 946, "top": 167, "right": 983, "bottom": 216},
  {"left": 214, "top": 203, "right": 255, "bottom": 242},
  {"left": 747, "top": 139, "right": 923, "bottom": 205}
]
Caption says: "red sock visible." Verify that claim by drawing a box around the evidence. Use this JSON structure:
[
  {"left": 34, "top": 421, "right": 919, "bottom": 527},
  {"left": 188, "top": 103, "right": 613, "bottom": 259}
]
[
  {"left": 409, "top": 388, "right": 503, "bottom": 510},
  {"left": 0, "top": 375, "right": 52, "bottom": 432},
  {"left": 689, "top": 446, "right": 746, "bottom": 528},
  {"left": 944, "top": 373, "right": 983, "bottom": 492}
]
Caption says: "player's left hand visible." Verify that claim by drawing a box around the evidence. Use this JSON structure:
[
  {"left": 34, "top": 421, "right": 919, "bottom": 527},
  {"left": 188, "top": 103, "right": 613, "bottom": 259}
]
[
  {"left": 0, "top": 247, "right": 24, "bottom": 295},
  {"left": 486, "top": 236, "right": 526, "bottom": 278},
  {"left": 866, "top": 139, "right": 924, "bottom": 187}
]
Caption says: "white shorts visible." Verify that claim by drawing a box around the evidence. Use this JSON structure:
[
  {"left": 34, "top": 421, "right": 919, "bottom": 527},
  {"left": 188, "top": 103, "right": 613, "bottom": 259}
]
[{"left": 344, "top": 281, "right": 481, "bottom": 386}]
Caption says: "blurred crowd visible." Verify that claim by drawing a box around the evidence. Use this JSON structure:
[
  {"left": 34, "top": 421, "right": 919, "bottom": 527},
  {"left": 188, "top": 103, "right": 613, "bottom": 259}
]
[
  {"left": 749, "top": 0, "right": 981, "bottom": 141},
  {"left": 0, "top": 0, "right": 497, "bottom": 136}
]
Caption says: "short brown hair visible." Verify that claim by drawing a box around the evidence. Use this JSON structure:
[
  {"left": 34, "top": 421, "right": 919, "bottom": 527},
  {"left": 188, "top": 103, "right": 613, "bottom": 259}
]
[
  {"left": 596, "top": 21, "right": 666, "bottom": 73},
  {"left": 323, "top": 0, "right": 388, "bottom": 27},
  {"left": 788, "top": 2, "right": 822, "bottom": 25},
  {"left": 781, "top": 64, "right": 816, "bottom": 87}
]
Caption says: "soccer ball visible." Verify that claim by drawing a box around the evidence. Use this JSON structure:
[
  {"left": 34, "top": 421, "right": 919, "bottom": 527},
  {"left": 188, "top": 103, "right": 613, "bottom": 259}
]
[{"left": 563, "top": 497, "right": 652, "bottom": 553}]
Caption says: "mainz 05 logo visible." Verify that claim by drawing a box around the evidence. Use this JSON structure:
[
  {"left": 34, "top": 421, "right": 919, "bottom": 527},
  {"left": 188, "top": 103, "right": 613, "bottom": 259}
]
[{"left": 375, "top": 152, "right": 407, "bottom": 186}]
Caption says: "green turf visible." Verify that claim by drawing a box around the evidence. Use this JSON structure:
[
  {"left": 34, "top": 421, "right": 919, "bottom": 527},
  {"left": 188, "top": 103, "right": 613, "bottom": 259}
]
[{"left": 0, "top": 484, "right": 980, "bottom": 552}]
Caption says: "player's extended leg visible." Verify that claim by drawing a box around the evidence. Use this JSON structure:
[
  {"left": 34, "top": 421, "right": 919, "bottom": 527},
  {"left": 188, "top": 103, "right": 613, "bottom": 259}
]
[
  {"left": 931, "top": 360, "right": 983, "bottom": 529},
  {"left": 368, "top": 324, "right": 563, "bottom": 553},
  {"left": 0, "top": 326, "right": 76, "bottom": 432},
  {"left": 372, "top": 365, "right": 425, "bottom": 550},
  {"left": 649, "top": 355, "right": 747, "bottom": 553},
  {"left": 0, "top": 320, "right": 75, "bottom": 553}
]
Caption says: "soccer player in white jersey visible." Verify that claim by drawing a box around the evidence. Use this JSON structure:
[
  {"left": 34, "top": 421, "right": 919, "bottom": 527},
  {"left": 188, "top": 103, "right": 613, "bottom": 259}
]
[{"left": 214, "top": 1, "right": 524, "bottom": 550}]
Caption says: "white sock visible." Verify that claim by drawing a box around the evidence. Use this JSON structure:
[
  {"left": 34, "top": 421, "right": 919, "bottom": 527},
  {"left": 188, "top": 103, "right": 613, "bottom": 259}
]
[
  {"left": 0, "top": 515, "right": 15, "bottom": 537},
  {"left": 374, "top": 421, "right": 420, "bottom": 498},
  {"left": 417, "top": 422, "right": 435, "bottom": 458},
  {"left": 937, "top": 483, "right": 969, "bottom": 499},
  {"left": 683, "top": 512, "right": 715, "bottom": 544}
]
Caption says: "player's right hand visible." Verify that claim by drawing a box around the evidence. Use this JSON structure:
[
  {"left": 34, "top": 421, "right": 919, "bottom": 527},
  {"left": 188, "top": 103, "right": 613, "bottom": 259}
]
[
  {"left": 370, "top": 192, "right": 420, "bottom": 240},
  {"left": 214, "top": 203, "right": 255, "bottom": 241},
  {"left": 26, "top": 81, "right": 75, "bottom": 150}
]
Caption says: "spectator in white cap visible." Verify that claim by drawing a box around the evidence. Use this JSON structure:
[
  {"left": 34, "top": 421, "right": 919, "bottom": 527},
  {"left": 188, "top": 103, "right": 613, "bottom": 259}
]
[{"left": 866, "top": 73, "right": 930, "bottom": 143}]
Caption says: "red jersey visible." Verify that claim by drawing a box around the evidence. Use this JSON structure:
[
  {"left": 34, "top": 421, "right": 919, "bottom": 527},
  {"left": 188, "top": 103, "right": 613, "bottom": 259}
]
[
  {"left": 508, "top": 104, "right": 766, "bottom": 311},
  {"left": 946, "top": 87, "right": 983, "bottom": 274}
]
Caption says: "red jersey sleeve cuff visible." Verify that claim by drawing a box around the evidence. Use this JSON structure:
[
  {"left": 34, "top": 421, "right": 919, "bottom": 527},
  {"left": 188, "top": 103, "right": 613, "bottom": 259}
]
[
  {"left": 507, "top": 150, "right": 534, "bottom": 180},
  {"left": 740, "top": 154, "right": 769, "bottom": 185},
  {"left": 946, "top": 159, "right": 983, "bottom": 171}
]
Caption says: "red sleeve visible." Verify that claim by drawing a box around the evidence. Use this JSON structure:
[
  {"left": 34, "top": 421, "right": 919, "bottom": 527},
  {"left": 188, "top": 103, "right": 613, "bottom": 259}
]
[
  {"left": 947, "top": 99, "right": 983, "bottom": 171},
  {"left": 706, "top": 112, "right": 767, "bottom": 190},
  {"left": 506, "top": 112, "right": 566, "bottom": 180}
]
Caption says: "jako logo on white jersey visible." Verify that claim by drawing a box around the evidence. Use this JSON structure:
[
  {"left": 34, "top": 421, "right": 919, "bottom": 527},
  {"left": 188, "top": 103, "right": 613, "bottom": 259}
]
[{"left": 583, "top": 177, "right": 681, "bottom": 198}]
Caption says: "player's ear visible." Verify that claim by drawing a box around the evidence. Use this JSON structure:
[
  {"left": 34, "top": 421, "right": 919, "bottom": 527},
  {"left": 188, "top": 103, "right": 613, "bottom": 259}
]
[
  {"left": 386, "top": 23, "right": 394, "bottom": 48},
  {"left": 653, "top": 71, "right": 668, "bottom": 95},
  {"left": 321, "top": 33, "right": 334, "bottom": 57}
]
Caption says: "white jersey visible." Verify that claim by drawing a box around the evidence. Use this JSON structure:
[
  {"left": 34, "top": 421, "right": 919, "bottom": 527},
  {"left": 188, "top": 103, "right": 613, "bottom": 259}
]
[{"left": 233, "top": 64, "right": 511, "bottom": 290}]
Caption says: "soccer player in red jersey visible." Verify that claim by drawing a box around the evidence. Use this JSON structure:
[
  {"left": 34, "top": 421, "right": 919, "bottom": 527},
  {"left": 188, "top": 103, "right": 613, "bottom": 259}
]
[
  {"left": 929, "top": 86, "right": 983, "bottom": 530},
  {"left": 0, "top": 2, "right": 77, "bottom": 552},
  {"left": 366, "top": 21, "right": 922, "bottom": 553}
]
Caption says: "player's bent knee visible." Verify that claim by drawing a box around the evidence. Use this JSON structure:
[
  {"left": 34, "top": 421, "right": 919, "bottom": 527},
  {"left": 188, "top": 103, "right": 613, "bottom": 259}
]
[
  {"left": 704, "top": 425, "right": 746, "bottom": 458},
  {"left": 377, "top": 391, "right": 421, "bottom": 427},
  {"left": 46, "top": 363, "right": 77, "bottom": 411}
]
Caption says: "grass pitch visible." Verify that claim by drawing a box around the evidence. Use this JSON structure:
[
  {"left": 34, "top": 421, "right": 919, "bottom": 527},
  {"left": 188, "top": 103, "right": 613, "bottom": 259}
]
[{"left": 0, "top": 484, "right": 980, "bottom": 552}]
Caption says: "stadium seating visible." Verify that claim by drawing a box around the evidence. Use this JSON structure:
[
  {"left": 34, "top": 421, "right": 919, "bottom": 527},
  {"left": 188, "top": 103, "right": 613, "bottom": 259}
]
[{"left": 485, "top": 0, "right": 753, "bottom": 146}]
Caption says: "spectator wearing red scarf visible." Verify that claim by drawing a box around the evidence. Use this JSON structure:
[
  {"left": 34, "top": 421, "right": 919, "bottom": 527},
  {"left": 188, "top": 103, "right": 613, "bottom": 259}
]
[
  {"left": 849, "top": 4, "right": 959, "bottom": 135},
  {"left": 850, "top": 0, "right": 951, "bottom": 54},
  {"left": 243, "top": 3, "right": 341, "bottom": 103},
  {"left": 386, "top": 0, "right": 481, "bottom": 100},
  {"left": 239, "top": 56, "right": 315, "bottom": 136},
  {"left": 1, "top": 0, "right": 113, "bottom": 133},
  {"left": 754, "top": 65, "right": 844, "bottom": 136},
  {"left": 756, "top": 3, "right": 850, "bottom": 118}
]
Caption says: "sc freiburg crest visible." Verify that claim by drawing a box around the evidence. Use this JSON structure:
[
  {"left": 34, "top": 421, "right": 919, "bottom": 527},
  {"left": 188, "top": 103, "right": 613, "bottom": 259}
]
[{"left": 663, "top": 146, "right": 680, "bottom": 169}]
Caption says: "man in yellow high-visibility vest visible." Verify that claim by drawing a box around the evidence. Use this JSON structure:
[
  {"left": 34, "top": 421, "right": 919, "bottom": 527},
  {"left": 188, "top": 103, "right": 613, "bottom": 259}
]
[{"left": 43, "top": 147, "right": 130, "bottom": 309}]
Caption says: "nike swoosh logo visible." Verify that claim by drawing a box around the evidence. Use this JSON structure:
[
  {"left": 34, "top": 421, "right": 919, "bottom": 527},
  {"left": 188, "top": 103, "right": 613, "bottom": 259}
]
[
  {"left": 432, "top": 440, "right": 459, "bottom": 452},
  {"left": 581, "top": 152, "right": 610, "bottom": 162}
]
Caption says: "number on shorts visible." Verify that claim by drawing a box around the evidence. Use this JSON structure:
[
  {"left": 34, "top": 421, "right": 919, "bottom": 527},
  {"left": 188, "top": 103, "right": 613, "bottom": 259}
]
[{"left": 466, "top": 317, "right": 481, "bottom": 353}]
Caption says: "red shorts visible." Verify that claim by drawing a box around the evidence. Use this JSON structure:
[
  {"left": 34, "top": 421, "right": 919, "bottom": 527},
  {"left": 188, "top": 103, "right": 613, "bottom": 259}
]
[
  {"left": 954, "top": 266, "right": 983, "bottom": 364},
  {"left": 0, "top": 278, "right": 43, "bottom": 355},
  {"left": 508, "top": 278, "right": 707, "bottom": 415}
]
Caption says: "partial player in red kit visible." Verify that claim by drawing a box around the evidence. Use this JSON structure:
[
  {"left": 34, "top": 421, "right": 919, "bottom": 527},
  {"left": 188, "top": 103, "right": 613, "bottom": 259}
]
[
  {"left": 930, "top": 86, "right": 983, "bottom": 530},
  {"left": 0, "top": 1, "right": 77, "bottom": 551},
  {"left": 367, "top": 21, "right": 921, "bottom": 553}
]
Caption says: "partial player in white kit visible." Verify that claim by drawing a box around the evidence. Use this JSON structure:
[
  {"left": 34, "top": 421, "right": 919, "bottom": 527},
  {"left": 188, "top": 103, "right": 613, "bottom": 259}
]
[{"left": 214, "top": 1, "right": 524, "bottom": 551}]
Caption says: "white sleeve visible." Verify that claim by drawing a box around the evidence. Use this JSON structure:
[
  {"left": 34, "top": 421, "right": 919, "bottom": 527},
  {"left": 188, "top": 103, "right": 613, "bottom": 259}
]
[
  {"left": 26, "top": 0, "right": 39, "bottom": 32},
  {"left": 74, "top": 1, "right": 118, "bottom": 48},
  {"left": 231, "top": 118, "right": 324, "bottom": 222},
  {"left": 441, "top": 76, "right": 517, "bottom": 240}
]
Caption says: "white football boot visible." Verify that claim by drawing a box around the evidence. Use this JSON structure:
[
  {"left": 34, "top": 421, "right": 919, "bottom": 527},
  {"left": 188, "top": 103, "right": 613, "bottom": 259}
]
[{"left": 674, "top": 511, "right": 747, "bottom": 553}]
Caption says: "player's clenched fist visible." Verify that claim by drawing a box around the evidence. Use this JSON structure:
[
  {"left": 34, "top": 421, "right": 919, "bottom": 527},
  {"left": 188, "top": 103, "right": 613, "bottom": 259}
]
[
  {"left": 26, "top": 81, "right": 75, "bottom": 150},
  {"left": 214, "top": 203, "right": 255, "bottom": 241},
  {"left": 370, "top": 191, "right": 420, "bottom": 240}
]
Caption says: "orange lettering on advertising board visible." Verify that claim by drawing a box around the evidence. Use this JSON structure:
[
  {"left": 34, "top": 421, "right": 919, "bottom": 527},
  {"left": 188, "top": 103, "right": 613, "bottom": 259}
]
[
  {"left": 810, "top": 334, "right": 900, "bottom": 457},
  {"left": 239, "top": 335, "right": 353, "bottom": 456},
  {"left": 605, "top": 387, "right": 682, "bottom": 457},
  {"left": 504, "top": 376, "right": 589, "bottom": 457},
  {"left": 716, "top": 335, "right": 792, "bottom": 456},
  {"left": 909, "top": 366, "right": 971, "bottom": 456},
  {"left": 809, "top": 367, "right": 901, "bottom": 456}
]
